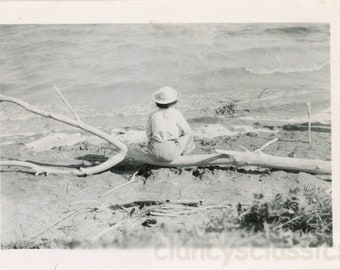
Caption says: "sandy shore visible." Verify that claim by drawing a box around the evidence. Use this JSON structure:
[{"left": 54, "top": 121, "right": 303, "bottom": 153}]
[{"left": 0, "top": 118, "right": 331, "bottom": 248}]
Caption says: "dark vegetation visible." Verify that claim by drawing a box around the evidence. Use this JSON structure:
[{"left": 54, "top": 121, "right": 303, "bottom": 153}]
[
  {"left": 207, "top": 186, "right": 332, "bottom": 247},
  {"left": 215, "top": 98, "right": 240, "bottom": 118}
]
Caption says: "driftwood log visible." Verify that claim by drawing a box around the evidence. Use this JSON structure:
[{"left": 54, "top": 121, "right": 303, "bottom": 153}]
[
  {"left": 0, "top": 94, "right": 331, "bottom": 175},
  {"left": 0, "top": 94, "right": 127, "bottom": 176},
  {"left": 127, "top": 144, "right": 331, "bottom": 175}
]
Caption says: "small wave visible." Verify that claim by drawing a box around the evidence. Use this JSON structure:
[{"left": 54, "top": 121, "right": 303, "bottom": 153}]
[
  {"left": 195, "top": 60, "right": 329, "bottom": 79},
  {"left": 264, "top": 26, "right": 319, "bottom": 35},
  {"left": 244, "top": 61, "right": 329, "bottom": 75}
]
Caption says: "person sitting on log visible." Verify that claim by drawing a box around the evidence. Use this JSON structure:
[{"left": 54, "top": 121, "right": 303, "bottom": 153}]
[{"left": 146, "top": 86, "right": 195, "bottom": 162}]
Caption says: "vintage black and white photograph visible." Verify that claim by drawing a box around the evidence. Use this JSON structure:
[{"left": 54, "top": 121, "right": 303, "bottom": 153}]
[{"left": 0, "top": 23, "right": 332, "bottom": 250}]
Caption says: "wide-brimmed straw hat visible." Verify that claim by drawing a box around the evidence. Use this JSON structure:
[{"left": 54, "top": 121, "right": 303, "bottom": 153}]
[{"left": 152, "top": 86, "right": 178, "bottom": 104}]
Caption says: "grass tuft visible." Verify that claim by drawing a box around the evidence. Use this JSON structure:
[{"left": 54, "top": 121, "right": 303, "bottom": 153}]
[
  {"left": 236, "top": 186, "right": 332, "bottom": 246},
  {"left": 215, "top": 98, "right": 239, "bottom": 118}
]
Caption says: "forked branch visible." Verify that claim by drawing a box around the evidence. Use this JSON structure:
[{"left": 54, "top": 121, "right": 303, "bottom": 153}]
[{"left": 0, "top": 94, "right": 127, "bottom": 176}]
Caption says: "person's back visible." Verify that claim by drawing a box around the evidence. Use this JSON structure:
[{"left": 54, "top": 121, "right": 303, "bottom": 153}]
[
  {"left": 147, "top": 107, "right": 190, "bottom": 142},
  {"left": 146, "top": 86, "right": 195, "bottom": 162}
]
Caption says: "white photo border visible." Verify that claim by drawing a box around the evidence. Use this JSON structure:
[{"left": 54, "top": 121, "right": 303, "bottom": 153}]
[{"left": 0, "top": 0, "right": 339, "bottom": 269}]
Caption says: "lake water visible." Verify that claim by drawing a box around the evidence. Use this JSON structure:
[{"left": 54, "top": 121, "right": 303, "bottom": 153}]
[{"left": 0, "top": 24, "right": 330, "bottom": 136}]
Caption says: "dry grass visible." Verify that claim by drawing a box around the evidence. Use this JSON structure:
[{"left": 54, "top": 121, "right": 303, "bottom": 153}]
[
  {"left": 2, "top": 185, "right": 332, "bottom": 249},
  {"left": 216, "top": 186, "right": 333, "bottom": 247}
]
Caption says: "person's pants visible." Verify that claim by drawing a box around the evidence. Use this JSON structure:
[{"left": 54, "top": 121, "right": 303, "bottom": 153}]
[{"left": 148, "top": 134, "right": 195, "bottom": 162}]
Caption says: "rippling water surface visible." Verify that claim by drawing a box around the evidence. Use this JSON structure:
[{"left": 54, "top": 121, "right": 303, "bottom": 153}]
[{"left": 0, "top": 24, "right": 330, "bottom": 135}]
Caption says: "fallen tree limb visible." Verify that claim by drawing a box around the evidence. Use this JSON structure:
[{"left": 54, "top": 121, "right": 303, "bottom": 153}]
[
  {"left": 215, "top": 149, "right": 331, "bottom": 175},
  {"left": 0, "top": 160, "right": 78, "bottom": 175},
  {"left": 0, "top": 94, "right": 127, "bottom": 176},
  {"left": 0, "top": 94, "right": 332, "bottom": 176},
  {"left": 126, "top": 145, "right": 331, "bottom": 175}
]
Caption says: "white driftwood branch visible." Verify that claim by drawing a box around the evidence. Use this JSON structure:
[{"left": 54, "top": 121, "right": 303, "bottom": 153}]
[
  {"left": 0, "top": 160, "right": 74, "bottom": 175},
  {"left": 0, "top": 94, "right": 332, "bottom": 176},
  {"left": 215, "top": 149, "right": 331, "bottom": 175},
  {"left": 0, "top": 94, "right": 127, "bottom": 176},
  {"left": 53, "top": 84, "right": 82, "bottom": 122},
  {"left": 99, "top": 171, "right": 139, "bottom": 197},
  {"left": 126, "top": 145, "right": 331, "bottom": 175},
  {"left": 254, "top": 138, "right": 278, "bottom": 152},
  {"left": 305, "top": 101, "right": 312, "bottom": 143}
]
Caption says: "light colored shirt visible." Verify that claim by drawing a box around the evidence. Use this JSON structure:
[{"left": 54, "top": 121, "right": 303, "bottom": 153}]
[{"left": 146, "top": 107, "right": 191, "bottom": 142}]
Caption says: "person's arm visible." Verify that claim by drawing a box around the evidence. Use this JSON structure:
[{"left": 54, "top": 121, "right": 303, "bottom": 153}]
[
  {"left": 177, "top": 110, "right": 191, "bottom": 136},
  {"left": 146, "top": 115, "right": 153, "bottom": 140}
]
